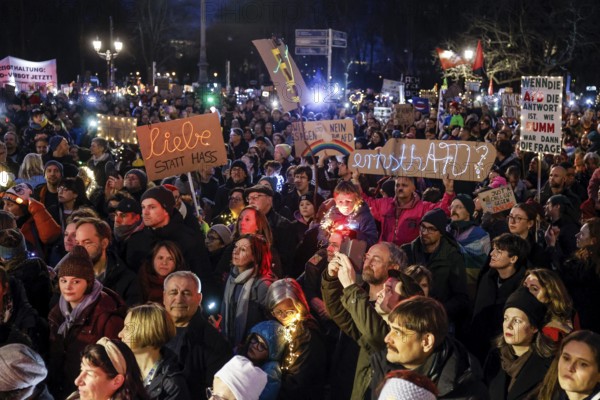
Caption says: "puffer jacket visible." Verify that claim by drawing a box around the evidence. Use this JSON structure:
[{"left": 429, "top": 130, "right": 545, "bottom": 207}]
[{"left": 249, "top": 320, "right": 287, "bottom": 400}]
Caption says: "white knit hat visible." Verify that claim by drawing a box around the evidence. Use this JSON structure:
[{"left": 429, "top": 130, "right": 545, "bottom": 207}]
[
  {"left": 378, "top": 377, "right": 437, "bottom": 400},
  {"left": 0, "top": 343, "right": 47, "bottom": 396},
  {"left": 214, "top": 356, "right": 267, "bottom": 400}
]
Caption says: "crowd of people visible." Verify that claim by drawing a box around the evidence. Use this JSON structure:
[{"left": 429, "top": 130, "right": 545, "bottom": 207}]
[{"left": 0, "top": 85, "right": 599, "bottom": 400}]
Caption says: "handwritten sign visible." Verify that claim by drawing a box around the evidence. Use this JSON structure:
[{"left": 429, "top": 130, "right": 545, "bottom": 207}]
[
  {"left": 478, "top": 186, "right": 517, "bottom": 214},
  {"left": 136, "top": 114, "right": 227, "bottom": 181},
  {"left": 394, "top": 104, "right": 414, "bottom": 128},
  {"left": 292, "top": 119, "right": 355, "bottom": 157},
  {"left": 253, "top": 39, "right": 310, "bottom": 112},
  {"left": 350, "top": 139, "right": 497, "bottom": 181},
  {"left": 501, "top": 93, "right": 520, "bottom": 119},
  {"left": 96, "top": 115, "right": 137, "bottom": 143},
  {"left": 519, "top": 76, "right": 563, "bottom": 154},
  {"left": 374, "top": 107, "right": 392, "bottom": 124},
  {"left": 381, "top": 79, "right": 404, "bottom": 99}
]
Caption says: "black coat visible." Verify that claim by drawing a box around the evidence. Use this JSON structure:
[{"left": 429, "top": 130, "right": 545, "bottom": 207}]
[
  {"left": 164, "top": 311, "right": 231, "bottom": 395},
  {"left": 483, "top": 348, "right": 552, "bottom": 400},
  {"left": 5, "top": 256, "right": 52, "bottom": 318},
  {"left": 370, "top": 337, "right": 489, "bottom": 400},
  {"left": 145, "top": 349, "right": 191, "bottom": 400},
  {"left": 102, "top": 251, "right": 143, "bottom": 307}
]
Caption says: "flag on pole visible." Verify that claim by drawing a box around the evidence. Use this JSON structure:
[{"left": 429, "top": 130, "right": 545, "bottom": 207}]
[
  {"left": 472, "top": 40, "right": 484, "bottom": 73},
  {"left": 488, "top": 79, "right": 494, "bottom": 96},
  {"left": 436, "top": 48, "right": 468, "bottom": 70}
]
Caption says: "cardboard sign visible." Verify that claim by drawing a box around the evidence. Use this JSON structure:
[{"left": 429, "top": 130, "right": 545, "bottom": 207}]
[
  {"left": 350, "top": 139, "right": 497, "bottom": 181},
  {"left": 292, "top": 119, "right": 355, "bottom": 157},
  {"left": 374, "top": 107, "right": 392, "bottom": 124},
  {"left": 478, "top": 186, "right": 517, "bottom": 214},
  {"left": 96, "top": 115, "right": 138, "bottom": 144},
  {"left": 394, "top": 104, "right": 414, "bottom": 128},
  {"left": 252, "top": 39, "right": 310, "bottom": 113},
  {"left": 136, "top": 114, "right": 227, "bottom": 181},
  {"left": 519, "top": 76, "right": 563, "bottom": 154},
  {"left": 501, "top": 93, "right": 520, "bottom": 119}
]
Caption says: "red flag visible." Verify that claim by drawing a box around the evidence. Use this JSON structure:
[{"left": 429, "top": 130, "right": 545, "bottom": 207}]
[
  {"left": 472, "top": 40, "right": 484, "bottom": 72},
  {"left": 436, "top": 48, "right": 468, "bottom": 70},
  {"left": 488, "top": 79, "right": 494, "bottom": 96}
]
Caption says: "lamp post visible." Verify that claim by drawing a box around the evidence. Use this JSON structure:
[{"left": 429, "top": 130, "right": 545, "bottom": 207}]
[{"left": 92, "top": 36, "right": 123, "bottom": 89}]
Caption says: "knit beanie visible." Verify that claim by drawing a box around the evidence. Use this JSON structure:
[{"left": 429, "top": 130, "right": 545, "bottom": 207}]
[
  {"left": 48, "top": 136, "right": 65, "bottom": 153},
  {"left": 378, "top": 377, "right": 437, "bottom": 400},
  {"left": 57, "top": 245, "right": 95, "bottom": 289},
  {"left": 214, "top": 356, "right": 268, "bottom": 400},
  {"left": 231, "top": 160, "right": 249, "bottom": 176},
  {"left": 299, "top": 192, "right": 324, "bottom": 210},
  {"left": 210, "top": 224, "right": 233, "bottom": 246},
  {"left": 0, "top": 344, "right": 47, "bottom": 394},
  {"left": 420, "top": 208, "right": 448, "bottom": 233},
  {"left": 0, "top": 228, "right": 27, "bottom": 260},
  {"left": 141, "top": 186, "right": 175, "bottom": 213},
  {"left": 275, "top": 143, "right": 292, "bottom": 158},
  {"left": 44, "top": 160, "right": 64, "bottom": 176},
  {"left": 258, "top": 176, "right": 278, "bottom": 193},
  {"left": 504, "top": 287, "right": 548, "bottom": 330},
  {"left": 455, "top": 194, "right": 475, "bottom": 218},
  {"left": 125, "top": 169, "right": 148, "bottom": 189}
]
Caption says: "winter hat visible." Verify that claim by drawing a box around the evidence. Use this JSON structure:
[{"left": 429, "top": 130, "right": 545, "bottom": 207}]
[
  {"left": 48, "top": 135, "right": 65, "bottom": 153},
  {"left": 504, "top": 287, "right": 548, "bottom": 330},
  {"left": 378, "top": 377, "right": 437, "bottom": 400},
  {"left": 299, "top": 192, "right": 324, "bottom": 210},
  {"left": 174, "top": 177, "right": 191, "bottom": 196},
  {"left": 214, "top": 356, "right": 268, "bottom": 400},
  {"left": 141, "top": 186, "right": 175, "bottom": 213},
  {"left": 209, "top": 224, "right": 232, "bottom": 246},
  {"left": 455, "top": 194, "right": 475, "bottom": 218},
  {"left": 489, "top": 175, "right": 508, "bottom": 189},
  {"left": 163, "top": 183, "right": 178, "bottom": 193},
  {"left": 0, "top": 228, "right": 27, "bottom": 260},
  {"left": 258, "top": 176, "right": 278, "bottom": 193},
  {"left": 275, "top": 143, "right": 292, "bottom": 158},
  {"left": 249, "top": 320, "right": 287, "bottom": 360},
  {"left": 231, "top": 160, "right": 249, "bottom": 176},
  {"left": 420, "top": 208, "right": 448, "bottom": 233},
  {"left": 57, "top": 245, "right": 95, "bottom": 289},
  {"left": 116, "top": 197, "right": 141, "bottom": 215},
  {"left": 44, "top": 160, "right": 64, "bottom": 176},
  {"left": 0, "top": 343, "right": 47, "bottom": 394},
  {"left": 245, "top": 184, "right": 274, "bottom": 198},
  {"left": 2, "top": 183, "right": 33, "bottom": 204},
  {"left": 125, "top": 169, "right": 148, "bottom": 189}
]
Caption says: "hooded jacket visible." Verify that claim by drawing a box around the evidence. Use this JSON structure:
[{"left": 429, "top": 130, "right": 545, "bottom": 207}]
[{"left": 249, "top": 321, "right": 287, "bottom": 400}]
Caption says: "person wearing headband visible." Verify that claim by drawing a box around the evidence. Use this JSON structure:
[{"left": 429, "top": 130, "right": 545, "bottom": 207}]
[{"left": 69, "top": 337, "right": 149, "bottom": 400}]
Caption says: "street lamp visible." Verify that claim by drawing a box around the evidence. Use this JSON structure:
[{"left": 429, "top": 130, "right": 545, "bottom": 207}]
[
  {"left": 92, "top": 36, "right": 123, "bottom": 88},
  {"left": 464, "top": 49, "right": 474, "bottom": 61}
]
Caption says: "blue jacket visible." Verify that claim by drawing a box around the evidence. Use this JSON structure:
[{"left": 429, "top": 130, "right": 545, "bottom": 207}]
[{"left": 249, "top": 320, "right": 287, "bottom": 400}]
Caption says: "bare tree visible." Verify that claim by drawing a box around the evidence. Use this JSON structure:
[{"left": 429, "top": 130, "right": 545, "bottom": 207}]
[{"left": 133, "top": 0, "right": 174, "bottom": 74}]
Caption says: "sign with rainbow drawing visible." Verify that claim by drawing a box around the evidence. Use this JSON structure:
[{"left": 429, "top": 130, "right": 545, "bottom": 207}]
[
  {"left": 350, "top": 138, "right": 496, "bottom": 181},
  {"left": 291, "top": 119, "right": 355, "bottom": 157}
]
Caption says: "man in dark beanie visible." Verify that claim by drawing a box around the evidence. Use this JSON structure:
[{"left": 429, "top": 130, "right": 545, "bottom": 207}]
[
  {"left": 448, "top": 193, "right": 490, "bottom": 300},
  {"left": 125, "top": 186, "right": 210, "bottom": 287},
  {"left": 401, "top": 208, "right": 469, "bottom": 326},
  {"left": 42, "top": 136, "right": 79, "bottom": 177},
  {"left": 213, "top": 159, "right": 252, "bottom": 216}
]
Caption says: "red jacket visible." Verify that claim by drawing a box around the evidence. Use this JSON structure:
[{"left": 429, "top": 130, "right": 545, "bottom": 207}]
[
  {"left": 48, "top": 288, "right": 126, "bottom": 398},
  {"left": 362, "top": 191, "right": 455, "bottom": 246},
  {"left": 19, "top": 198, "right": 61, "bottom": 256}
]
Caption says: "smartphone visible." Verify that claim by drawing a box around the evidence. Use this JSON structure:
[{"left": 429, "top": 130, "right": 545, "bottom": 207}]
[{"left": 339, "top": 238, "right": 367, "bottom": 273}]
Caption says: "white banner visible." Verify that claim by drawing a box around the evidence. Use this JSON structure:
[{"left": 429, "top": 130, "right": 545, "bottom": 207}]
[
  {"left": 0, "top": 56, "right": 58, "bottom": 91},
  {"left": 519, "top": 76, "right": 563, "bottom": 154}
]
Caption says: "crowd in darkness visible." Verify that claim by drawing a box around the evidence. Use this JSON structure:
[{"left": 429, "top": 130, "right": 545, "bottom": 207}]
[{"left": 0, "top": 85, "right": 599, "bottom": 400}]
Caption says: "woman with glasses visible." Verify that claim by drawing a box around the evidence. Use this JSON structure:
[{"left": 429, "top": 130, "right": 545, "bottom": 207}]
[
  {"left": 266, "top": 278, "right": 327, "bottom": 400},
  {"left": 138, "top": 241, "right": 187, "bottom": 303},
  {"left": 219, "top": 234, "right": 276, "bottom": 349},
  {"left": 506, "top": 203, "right": 545, "bottom": 267}
]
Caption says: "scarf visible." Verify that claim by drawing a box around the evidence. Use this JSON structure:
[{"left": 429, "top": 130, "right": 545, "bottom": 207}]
[
  {"left": 114, "top": 219, "right": 143, "bottom": 241},
  {"left": 222, "top": 267, "right": 256, "bottom": 346},
  {"left": 500, "top": 345, "right": 533, "bottom": 393},
  {"left": 449, "top": 220, "right": 476, "bottom": 233},
  {"left": 57, "top": 280, "right": 104, "bottom": 336},
  {"left": 90, "top": 152, "right": 109, "bottom": 166},
  {"left": 1, "top": 294, "right": 13, "bottom": 324}
]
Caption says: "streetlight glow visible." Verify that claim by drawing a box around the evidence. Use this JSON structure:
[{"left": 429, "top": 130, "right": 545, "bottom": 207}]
[
  {"left": 114, "top": 38, "right": 123, "bottom": 52},
  {"left": 93, "top": 37, "right": 102, "bottom": 52},
  {"left": 464, "top": 49, "right": 474, "bottom": 60}
]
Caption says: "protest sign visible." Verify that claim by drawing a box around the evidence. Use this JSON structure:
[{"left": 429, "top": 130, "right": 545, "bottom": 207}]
[
  {"left": 253, "top": 39, "right": 310, "bottom": 113},
  {"left": 350, "top": 139, "right": 497, "bottom": 181},
  {"left": 394, "top": 104, "right": 414, "bottom": 129},
  {"left": 477, "top": 186, "right": 517, "bottom": 214},
  {"left": 519, "top": 76, "right": 563, "bottom": 154},
  {"left": 292, "top": 119, "right": 355, "bottom": 157},
  {"left": 0, "top": 56, "right": 57, "bottom": 91},
  {"left": 412, "top": 97, "right": 430, "bottom": 115},
  {"left": 501, "top": 93, "right": 520, "bottom": 119},
  {"left": 381, "top": 79, "right": 404, "bottom": 100},
  {"left": 374, "top": 107, "right": 392, "bottom": 124},
  {"left": 96, "top": 115, "right": 138, "bottom": 144},
  {"left": 136, "top": 114, "right": 227, "bottom": 181},
  {"left": 403, "top": 76, "right": 421, "bottom": 98}
]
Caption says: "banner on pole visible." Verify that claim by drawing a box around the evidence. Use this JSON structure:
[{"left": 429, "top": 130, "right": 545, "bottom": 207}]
[
  {"left": 350, "top": 139, "right": 497, "bottom": 181},
  {"left": 0, "top": 56, "right": 57, "bottom": 91},
  {"left": 477, "top": 186, "right": 517, "bottom": 214},
  {"left": 136, "top": 114, "right": 227, "bottom": 181},
  {"left": 292, "top": 119, "right": 355, "bottom": 157},
  {"left": 519, "top": 76, "right": 563, "bottom": 154}
]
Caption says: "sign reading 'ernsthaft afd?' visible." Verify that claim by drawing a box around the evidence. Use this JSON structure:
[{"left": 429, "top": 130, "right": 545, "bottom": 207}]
[{"left": 519, "top": 76, "right": 563, "bottom": 154}]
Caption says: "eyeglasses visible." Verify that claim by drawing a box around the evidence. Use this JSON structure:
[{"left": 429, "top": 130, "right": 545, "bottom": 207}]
[
  {"left": 506, "top": 215, "right": 529, "bottom": 223},
  {"left": 419, "top": 224, "right": 438, "bottom": 234},
  {"left": 206, "top": 387, "right": 229, "bottom": 400},
  {"left": 249, "top": 336, "right": 267, "bottom": 352},
  {"left": 229, "top": 197, "right": 243, "bottom": 202},
  {"left": 57, "top": 186, "right": 72, "bottom": 192},
  {"left": 272, "top": 309, "right": 296, "bottom": 319},
  {"left": 247, "top": 194, "right": 268, "bottom": 202}
]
